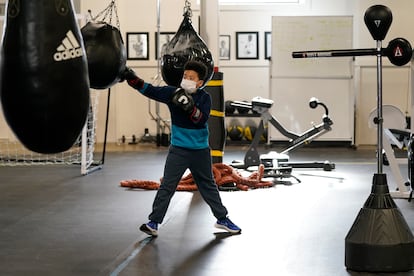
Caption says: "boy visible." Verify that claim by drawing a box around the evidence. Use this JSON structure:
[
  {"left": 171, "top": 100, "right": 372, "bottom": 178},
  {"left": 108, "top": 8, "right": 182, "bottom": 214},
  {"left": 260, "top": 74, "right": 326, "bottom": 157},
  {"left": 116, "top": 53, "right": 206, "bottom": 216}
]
[{"left": 122, "top": 60, "right": 241, "bottom": 236}]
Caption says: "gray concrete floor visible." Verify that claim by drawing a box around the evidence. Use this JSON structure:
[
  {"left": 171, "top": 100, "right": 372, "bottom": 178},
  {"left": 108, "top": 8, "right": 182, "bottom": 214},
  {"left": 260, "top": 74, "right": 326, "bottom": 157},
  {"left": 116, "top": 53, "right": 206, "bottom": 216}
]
[{"left": 1, "top": 145, "right": 414, "bottom": 275}]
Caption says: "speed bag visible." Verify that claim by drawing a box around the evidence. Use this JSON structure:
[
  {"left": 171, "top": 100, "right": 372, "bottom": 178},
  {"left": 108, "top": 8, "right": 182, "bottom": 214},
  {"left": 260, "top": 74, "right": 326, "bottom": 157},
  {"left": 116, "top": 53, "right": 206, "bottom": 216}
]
[
  {"left": 0, "top": 0, "right": 90, "bottom": 154},
  {"left": 161, "top": 16, "right": 214, "bottom": 88},
  {"left": 81, "top": 21, "right": 127, "bottom": 89}
]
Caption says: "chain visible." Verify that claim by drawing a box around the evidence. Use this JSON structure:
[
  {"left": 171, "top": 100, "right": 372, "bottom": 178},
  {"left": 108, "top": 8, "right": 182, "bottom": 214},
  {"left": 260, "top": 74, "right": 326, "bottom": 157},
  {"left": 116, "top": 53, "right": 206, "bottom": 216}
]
[
  {"left": 112, "top": 1, "right": 120, "bottom": 29},
  {"left": 91, "top": 0, "right": 120, "bottom": 29},
  {"left": 183, "top": 0, "right": 192, "bottom": 20}
]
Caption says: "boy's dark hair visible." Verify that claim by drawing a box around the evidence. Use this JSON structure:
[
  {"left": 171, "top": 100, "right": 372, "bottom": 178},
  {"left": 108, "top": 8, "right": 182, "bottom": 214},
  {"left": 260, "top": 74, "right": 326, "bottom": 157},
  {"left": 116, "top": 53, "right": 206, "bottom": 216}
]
[{"left": 184, "top": 60, "right": 208, "bottom": 81}]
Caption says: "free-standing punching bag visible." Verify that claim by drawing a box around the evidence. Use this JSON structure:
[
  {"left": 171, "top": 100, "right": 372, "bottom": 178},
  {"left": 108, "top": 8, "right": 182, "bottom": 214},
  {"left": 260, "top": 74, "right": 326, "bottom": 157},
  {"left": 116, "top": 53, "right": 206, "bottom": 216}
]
[
  {"left": 0, "top": 0, "right": 90, "bottom": 154},
  {"left": 161, "top": 9, "right": 214, "bottom": 87},
  {"left": 345, "top": 5, "right": 414, "bottom": 272}
]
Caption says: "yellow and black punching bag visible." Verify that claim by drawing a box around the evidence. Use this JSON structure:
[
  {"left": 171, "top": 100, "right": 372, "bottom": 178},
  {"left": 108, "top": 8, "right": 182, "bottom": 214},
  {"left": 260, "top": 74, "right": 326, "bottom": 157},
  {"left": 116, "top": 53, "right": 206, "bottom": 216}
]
[
  {"left": 0, "top": 0, "right": 90, "bottom": 154},
  {"left": 206, "top": 71, "right": 226, "bottom": 163}
]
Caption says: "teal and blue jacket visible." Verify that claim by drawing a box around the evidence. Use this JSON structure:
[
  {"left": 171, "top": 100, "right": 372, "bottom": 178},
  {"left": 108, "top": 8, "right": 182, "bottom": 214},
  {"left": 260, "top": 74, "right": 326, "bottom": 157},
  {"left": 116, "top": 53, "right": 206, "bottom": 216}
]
[{"left": 137, "top": 83, "right": 211, "bottom": 150}]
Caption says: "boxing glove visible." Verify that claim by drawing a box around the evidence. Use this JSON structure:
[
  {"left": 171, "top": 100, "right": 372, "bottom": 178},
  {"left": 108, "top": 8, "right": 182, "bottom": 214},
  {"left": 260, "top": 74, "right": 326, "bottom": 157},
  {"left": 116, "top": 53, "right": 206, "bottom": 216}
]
[
  {"left": 171, "top": 88, "right": 195, "bottom": 113},
  {"left": 120, "top": 67, "right": 144, "bottom": 89},
  {"left": 190, "top": 107, "right": 202, "bottom": 122}
]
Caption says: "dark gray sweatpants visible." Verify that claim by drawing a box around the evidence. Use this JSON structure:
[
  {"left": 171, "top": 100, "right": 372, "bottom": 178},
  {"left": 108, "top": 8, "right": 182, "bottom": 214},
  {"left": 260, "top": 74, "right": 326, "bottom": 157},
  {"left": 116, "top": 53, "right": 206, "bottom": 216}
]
[{"left": 148, "top": 146, "right": 228, "bottom": 223}]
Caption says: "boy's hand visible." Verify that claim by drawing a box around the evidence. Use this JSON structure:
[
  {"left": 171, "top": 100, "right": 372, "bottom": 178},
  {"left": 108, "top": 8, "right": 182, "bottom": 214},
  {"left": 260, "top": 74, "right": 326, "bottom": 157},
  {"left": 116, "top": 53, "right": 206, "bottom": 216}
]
[
  {"left": 120, "top": 67, "right": 144, "bottom": 89},
  {"left": 171, "top": 88, "right": 195, "bottom": 113}
]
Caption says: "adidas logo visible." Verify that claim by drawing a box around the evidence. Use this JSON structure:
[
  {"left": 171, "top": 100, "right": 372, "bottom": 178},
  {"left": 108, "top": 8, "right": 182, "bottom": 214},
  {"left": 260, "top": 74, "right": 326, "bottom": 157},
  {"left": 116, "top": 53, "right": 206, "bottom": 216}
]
[{"left": 53, "top": 30, "right": 83, "bottom": 62}]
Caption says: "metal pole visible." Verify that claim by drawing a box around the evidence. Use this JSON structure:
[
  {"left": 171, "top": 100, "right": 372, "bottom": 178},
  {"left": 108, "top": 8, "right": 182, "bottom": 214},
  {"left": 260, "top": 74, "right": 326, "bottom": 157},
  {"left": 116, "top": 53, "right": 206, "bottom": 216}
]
[
  {"left": 100, "top": 88, "right": 111, "bottom": 165},
  {"left": 156, "top": 0, "right": 161, "bottom": 74},
  {"left": 376, "top": 40, "right": 383, "bottom": 173},
  {"left": 155, "top": 0, "right": 161, "bottom": 146}
]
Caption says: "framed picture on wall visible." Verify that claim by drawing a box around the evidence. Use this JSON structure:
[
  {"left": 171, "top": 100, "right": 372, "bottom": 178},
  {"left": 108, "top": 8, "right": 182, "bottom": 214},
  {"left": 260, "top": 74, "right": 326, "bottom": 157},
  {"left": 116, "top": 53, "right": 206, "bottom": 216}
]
[
  {"left": 219, "top": 35, "right": 231, "bottom": 60},
  {"left": 126, "top": 32, "right": 149, "bottom": 60},
  {"left": 265, "top": 31, "right": 271, "bottom": 60},
  {"left": 155, "top": 32, "right": 175, "bottom": 60},
  {"left": 236, "top": 31, "right": 258, "bottom": 59}
]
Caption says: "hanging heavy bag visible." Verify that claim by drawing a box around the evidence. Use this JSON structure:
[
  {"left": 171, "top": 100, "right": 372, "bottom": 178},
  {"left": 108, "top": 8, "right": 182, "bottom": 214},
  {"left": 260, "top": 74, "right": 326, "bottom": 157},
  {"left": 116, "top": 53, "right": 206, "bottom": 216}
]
[
  {"left": 81, "top": 2, "right": 126, "bottom": 89},
  {"left": 0, "top": 0, "right": 90, "bottom": 154},
  {"left": 161, "top": 13, "right": 214, "bottom": 87}
]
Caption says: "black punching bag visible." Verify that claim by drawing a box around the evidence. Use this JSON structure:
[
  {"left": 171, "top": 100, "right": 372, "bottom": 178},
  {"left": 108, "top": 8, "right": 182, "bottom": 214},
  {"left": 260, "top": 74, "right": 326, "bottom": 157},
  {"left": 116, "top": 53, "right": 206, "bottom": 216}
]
[
  {"left": 81, "top": 21, "right": 126, "bottom": 89},
  {"left": 161, "top": 14, "right": 214, "bottom": 87},
  {"left": 0, "top": 0, "right": 90, "bottom": 154}
]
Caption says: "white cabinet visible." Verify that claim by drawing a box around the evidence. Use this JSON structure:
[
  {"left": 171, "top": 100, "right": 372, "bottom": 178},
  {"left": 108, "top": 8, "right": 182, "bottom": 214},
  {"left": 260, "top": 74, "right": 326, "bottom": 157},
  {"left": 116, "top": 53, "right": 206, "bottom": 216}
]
[{"left": 355, "top": 59, "right": 411, "bottom": 146}]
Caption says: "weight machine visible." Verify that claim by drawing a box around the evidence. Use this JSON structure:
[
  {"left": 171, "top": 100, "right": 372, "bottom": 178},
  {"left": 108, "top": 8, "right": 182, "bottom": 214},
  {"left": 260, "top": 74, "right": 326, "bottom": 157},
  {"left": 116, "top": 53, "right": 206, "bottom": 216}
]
[{"left": 230, "top": 96, "right": 335, "bottom": 181}]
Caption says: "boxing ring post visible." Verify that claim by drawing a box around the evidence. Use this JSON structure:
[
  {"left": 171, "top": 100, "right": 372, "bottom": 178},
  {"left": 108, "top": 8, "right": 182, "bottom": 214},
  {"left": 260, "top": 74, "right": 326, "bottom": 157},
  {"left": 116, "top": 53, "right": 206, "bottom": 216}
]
[{"left": 293, "top": 5, "right": 414, "bottom": 273}]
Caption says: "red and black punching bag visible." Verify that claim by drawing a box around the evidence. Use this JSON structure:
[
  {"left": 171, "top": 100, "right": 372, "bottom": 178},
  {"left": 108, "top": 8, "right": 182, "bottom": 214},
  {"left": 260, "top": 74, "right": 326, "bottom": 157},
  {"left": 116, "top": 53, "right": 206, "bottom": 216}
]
[
  {"left": 0, "top": 0, "right": 90, "bottom": 154},
  {"left": 161, "top": 14, "right": 214, "bottom": 87}
]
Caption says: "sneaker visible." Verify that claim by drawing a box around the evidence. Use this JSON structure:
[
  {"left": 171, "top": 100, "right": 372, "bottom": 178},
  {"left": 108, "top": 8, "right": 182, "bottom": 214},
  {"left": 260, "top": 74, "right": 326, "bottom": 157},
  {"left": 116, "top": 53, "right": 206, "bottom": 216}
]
[
  {"left": 139, "top": 221, "right": 158, "bottom": 237},
  {"left": 215, "top": 217, "right": 241, "bottom": 234}
]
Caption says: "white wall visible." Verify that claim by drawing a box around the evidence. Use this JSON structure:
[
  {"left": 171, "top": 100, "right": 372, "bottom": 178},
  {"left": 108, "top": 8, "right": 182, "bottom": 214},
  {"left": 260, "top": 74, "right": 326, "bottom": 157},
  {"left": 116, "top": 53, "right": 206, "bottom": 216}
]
[
  {"left": 81, "top": 0, "right": 199, "bottom": 143},
  {"left": 79, "top": 0, "right": 358, "bottom": 144},
  {"left": 1, "top": 0, "right": 411, "bottom": 146}
]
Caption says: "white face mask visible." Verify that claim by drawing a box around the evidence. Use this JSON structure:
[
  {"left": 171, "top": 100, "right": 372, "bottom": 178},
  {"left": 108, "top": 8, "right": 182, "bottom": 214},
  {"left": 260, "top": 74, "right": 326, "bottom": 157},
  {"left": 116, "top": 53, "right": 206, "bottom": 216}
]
[{"left": 180, "top": 78, "right": 197, "bottom": 93}]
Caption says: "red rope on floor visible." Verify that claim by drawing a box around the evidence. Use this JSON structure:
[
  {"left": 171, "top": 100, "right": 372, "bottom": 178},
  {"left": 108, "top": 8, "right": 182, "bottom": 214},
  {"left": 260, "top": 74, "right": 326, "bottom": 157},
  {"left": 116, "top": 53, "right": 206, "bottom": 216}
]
[{"left": 119, "top": 163, "right": 273, "bottom": 191}]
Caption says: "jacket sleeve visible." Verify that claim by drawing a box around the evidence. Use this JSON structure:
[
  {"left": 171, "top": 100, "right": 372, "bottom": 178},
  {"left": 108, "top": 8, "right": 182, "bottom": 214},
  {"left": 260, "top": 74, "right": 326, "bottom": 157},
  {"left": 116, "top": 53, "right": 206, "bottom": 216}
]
[
  {"left": 137, "top": 83, "right": 176, "bottom": 104},
  {"left": 190, "top": 93, "right": 211, "bottom": 126}
]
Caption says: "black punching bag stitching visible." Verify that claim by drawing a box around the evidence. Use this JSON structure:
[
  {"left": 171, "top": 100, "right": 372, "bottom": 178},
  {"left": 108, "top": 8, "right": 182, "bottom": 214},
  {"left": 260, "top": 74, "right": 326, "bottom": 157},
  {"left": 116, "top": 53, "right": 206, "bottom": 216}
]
[
  {"left": 55, "top": 0, "right": 69, "bottom": 16},
  {"left": 7, "top": 0, "right": 20, "bottom": 18}
]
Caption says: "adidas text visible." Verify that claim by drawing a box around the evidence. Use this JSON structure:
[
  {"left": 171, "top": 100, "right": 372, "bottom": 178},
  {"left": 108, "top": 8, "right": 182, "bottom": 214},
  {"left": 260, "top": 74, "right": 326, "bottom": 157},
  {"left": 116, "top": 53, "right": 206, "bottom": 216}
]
[
  {"left": 54, "top": 30, "right": 84, "bottom": 62},
  {"left": 54, "top": 48, "right": 83, "bottom": 61}
]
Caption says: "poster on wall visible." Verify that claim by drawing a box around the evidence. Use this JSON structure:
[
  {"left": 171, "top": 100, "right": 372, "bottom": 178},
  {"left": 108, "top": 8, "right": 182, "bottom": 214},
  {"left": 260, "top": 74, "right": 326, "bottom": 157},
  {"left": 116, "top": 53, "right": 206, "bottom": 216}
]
[
  {"left": 126, "top": 32, "right": 149, "bottom": 60},
  {"left": 219, "top": 35, "right": 231, "bottom": 60},
  {"left": 265, "top": 31, "right": 271, "bottom": 60},
  {"left": 236, "top": 32, "right": 258, "bottom": 59},
  {"left": 155, "top": 32, "right": 175, "bottom": 60}
]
